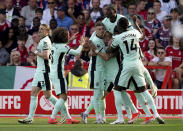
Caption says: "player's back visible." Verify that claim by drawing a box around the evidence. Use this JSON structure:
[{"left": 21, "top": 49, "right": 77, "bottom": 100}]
[
  {"left": 50, "top": 43, "right": 68, "bottom": 78},
  {"left": 36, "top": 36, "right": 52, "bottom": 72},
  {"left": 114, "top": 29, "right": 142, "bottom": 63}
]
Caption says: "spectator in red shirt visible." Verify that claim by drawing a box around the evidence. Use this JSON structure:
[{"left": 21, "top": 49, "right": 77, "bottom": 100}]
[
  {"left": 12, "top": 36, "right": 28, "bottom": 64},
  {"left": 137, "top": 0, "right": 148, "bottom": 20},
  {"left": 166, "top": 36, "right": 183, "bottom": 88},
  {"left": 82, "top": 9, "right": 95, "bottom": 29},
  {"left": 29, "top": 31, "right": 40, "bottom": 52},
  {"left": 136, "top": 15, "right": 152, "bottom": 38},
  {"left": 139, "top": 25, "right": 149, "bottom": 52},
  {"left": 144, "top": 38, "right": 157, "bottom": 62},
  {"left": 68, "top": 23, "right": 81, "bottom": 49}
]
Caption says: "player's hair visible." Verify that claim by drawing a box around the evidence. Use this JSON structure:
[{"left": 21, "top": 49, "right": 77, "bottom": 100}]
[
  {"left": 51, "top": 27, "right": 68, "bottom": 43},
  {"left": 118, "top": 17, "right": 129, "bottom": 30},
  {"left": 95, "top": 21, "right": 104, "bottom": 27},
  {"left": 40, "top": 24, "right": 51, "bottom": 35},
  {"left": 106, "top": 5, "right": 116, "bottom": 13},
  {"left": 104, "top": 31, "right": 112, "bottom": 38}
]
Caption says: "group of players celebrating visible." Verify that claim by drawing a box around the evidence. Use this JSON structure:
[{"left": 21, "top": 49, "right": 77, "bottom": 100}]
[{"left": 18, "top": 5, "right": 165, "bottom": 125}]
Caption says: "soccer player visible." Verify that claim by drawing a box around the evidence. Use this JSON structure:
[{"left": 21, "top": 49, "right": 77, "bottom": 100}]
[
  {"left": 18, "top": 24, "right": 58, "bottom": 124},
  {"left": 81, "top": 6, "right": 140, "bottom": 124},
  {"left": 102, "top": 5, "right": 133, "bottom": 34},
  {"left": 102, "top": 6, "right": 141, "bottom": 124},
  {"left": 110, "top": 17, "right": 156, "bottom": 124},
  {"left": 100, "top": 31, "right": 135, "bottom": 124},
  {"left": 48, "top": 27, "right": 85, "bottom": 124},
  {"left": 87, "top": 22, "right": 106, "bottom": 124},
  {"left": 102, "top": 5, "right": 158, "bottom": 99}
]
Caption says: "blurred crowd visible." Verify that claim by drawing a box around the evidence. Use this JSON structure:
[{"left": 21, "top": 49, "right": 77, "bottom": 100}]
[{"left": 0, "top": 0, "right": 183, "bottom": 89}]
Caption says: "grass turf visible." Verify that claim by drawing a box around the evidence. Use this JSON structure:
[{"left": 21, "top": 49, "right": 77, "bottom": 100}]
[{"left": 0, "top": 117, "right": 182, "bottom": 131}]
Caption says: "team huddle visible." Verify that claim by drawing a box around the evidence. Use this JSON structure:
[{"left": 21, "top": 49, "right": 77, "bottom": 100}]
[{"left": 18, "top": 5, "right": 165, "bottom": 125}]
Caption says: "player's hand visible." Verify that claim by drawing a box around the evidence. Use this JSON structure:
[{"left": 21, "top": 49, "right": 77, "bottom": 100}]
[{"left": 151, "top": 85, "right": 157, "bottom": 99}]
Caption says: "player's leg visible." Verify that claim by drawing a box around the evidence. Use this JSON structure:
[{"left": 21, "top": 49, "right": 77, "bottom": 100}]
[
  {"left": 141, "top": 90, "right": 165, "bottom": 124},
  {"left": 48, "top": 78, "right": 66, "bottom": 124},
  {"left": 18, "top": 72, "right": 42, "bottom": 124},
  {"left": 49, "top": 93, "right": 67, "bottom": 124},
  {"left": 99, "top": 98, "right": 106, "bottom": 123},
  {"left": 42, "top": 78, "right": 69, "bottom": 124},
  {"left": 121, "top": 90, "right": 138, "bottom": 115},
  {"left": 132, "top": 66, "right": 155, "bottom": 124},
  {"left": 81, "top": 98, "right": 94, "bottom": 124},
  {"left": 18, "top": 90, "right": 40, "bottom": 124},
  {"left": 143, "top": 67, "right": 157, "bottom": 98},
  {"left": 80, "top": 71, "right": 95, "bottom": 124},
  {"left": 93, "top": 71, "right": 104, "bottom": 123},
  {"left": 99, "top": 79, "right": 108, "bottom": 123},
  {"left": 110, "top": 89, "right": 125, "bottom": 124},
  {"left": 115, "top": 66, "right": 140, "bottom": 124},
  {"left": 27, "top": 86, "right": 41, "bottom": 121}
]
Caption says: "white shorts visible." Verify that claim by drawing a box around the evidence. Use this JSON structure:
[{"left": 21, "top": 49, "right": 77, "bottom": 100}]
[
  {"left": 32, "top": 71, "right": 52, "bottom": 91},
  {"left": 115, "top": 62, "right": 146, "bottom": 88},
  {"left": 51, "top": 77, "right": 67, "bottom": 96}
]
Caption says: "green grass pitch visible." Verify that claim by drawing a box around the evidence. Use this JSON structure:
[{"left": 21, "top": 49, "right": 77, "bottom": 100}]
[{"left": 0, "top": 117, "right": 182, "bottom": 131}]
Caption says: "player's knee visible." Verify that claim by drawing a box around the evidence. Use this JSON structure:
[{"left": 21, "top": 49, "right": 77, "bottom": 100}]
[{"left": 31, "top": 87, "right": 40, "bottom": 96}]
